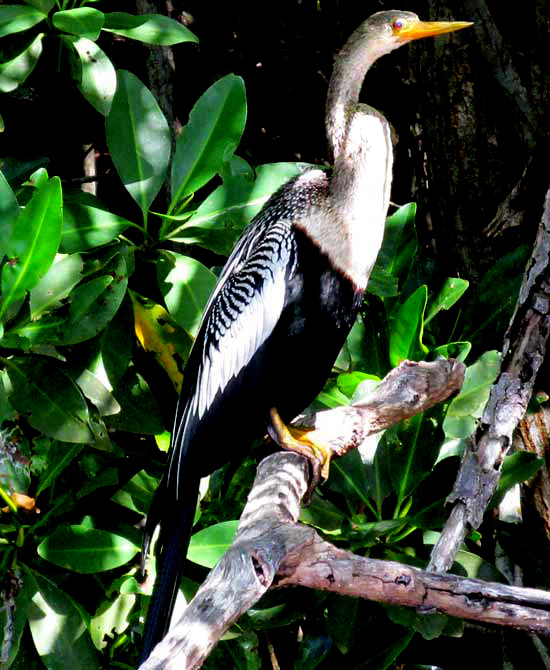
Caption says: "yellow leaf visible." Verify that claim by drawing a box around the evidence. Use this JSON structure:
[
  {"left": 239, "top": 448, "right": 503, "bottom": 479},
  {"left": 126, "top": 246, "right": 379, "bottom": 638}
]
[{"left": 130, "top": 291, "right": 193, "bottom": 393}]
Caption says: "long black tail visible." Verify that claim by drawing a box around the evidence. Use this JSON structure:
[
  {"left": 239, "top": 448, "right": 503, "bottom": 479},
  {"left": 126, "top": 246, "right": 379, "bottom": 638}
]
[{"left": 140, "top": 475, "right": 200, "bottom": 663}]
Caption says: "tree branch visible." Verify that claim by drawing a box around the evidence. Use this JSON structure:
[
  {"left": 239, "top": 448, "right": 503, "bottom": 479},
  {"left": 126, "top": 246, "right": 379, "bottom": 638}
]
[{"left": 428, "top": 184, "right": 550, "bottom": 573}]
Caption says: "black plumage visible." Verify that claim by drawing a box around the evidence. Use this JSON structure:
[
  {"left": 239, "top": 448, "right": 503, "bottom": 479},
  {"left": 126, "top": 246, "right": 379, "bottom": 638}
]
[{"left": 141, "top": 10, "right": 471, "bottom": 662}]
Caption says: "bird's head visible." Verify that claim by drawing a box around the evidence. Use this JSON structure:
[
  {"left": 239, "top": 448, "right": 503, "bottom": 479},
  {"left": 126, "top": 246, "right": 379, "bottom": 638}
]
[{"left": 353, "top": 10, "right": 472, "bottom": 58}]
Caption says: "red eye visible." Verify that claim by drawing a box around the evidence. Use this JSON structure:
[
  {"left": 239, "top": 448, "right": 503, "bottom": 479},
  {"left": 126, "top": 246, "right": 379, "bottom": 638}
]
[{"left": 392, "top": 19, "right": 404, "bottom": 32}]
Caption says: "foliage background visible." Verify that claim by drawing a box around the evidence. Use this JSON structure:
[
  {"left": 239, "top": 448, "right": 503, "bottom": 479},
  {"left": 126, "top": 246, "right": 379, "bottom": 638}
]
[{"left": 1, "top": 1, "right": 549, "bottom": 669}]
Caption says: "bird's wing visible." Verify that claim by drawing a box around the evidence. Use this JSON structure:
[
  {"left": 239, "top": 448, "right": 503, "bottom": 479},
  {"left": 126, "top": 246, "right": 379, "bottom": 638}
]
[{"left": 167, "top": 218, "right": 297, "bottom": 493}]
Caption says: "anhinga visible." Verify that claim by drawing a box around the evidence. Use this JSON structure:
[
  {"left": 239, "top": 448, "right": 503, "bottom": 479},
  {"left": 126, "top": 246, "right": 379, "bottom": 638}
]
[{"left": 141, "top": 10, "right": 471, "bottom": 661}]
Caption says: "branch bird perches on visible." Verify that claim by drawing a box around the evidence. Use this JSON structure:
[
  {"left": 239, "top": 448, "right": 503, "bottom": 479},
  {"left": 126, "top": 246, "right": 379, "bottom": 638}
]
[{"left": 140, "top": 11, "right": 471, "bottom": 661}]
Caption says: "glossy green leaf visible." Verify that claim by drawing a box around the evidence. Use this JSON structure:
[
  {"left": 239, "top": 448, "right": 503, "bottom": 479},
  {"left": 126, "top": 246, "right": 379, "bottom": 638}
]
[
  {"left": 23, "top": 0, "right": 55, "bottom": 12},
  {"left": 62, "top": 195, "right": 133, "bottom": 251},
  {"left": 170, "top": 74, "right": 247, "bottom": 207},
  {"left": 91, "top": 592, "right": 136, "bottom": 650},
  {"left": 0, "top": 177, "right": 62, "bottom": 321},
  {"left": 29, "top": 253, "right": 83, "bottom": 318},
  {"left": 74, "top": 369, "right": 121, "bottom": 417},
  {"left": 0, "top": 33, "right": 43, "bottom": 93},
  {"left": 103, "top": 12, "right": 198, "bottom": 45},
  {"left": 187, "top": 520, "right": 239, "bottom": 568},
  {"left": 0, "top": 171, "right": 19, "bottom": 256},
  {"left": 425, "top": 277, "right": 469, "bottom": 326},
  {"left": 6, "top": 356, "right": 94, "bottom": 442},
  {"left": 26, "top": 570, "right": 99, "bottom": 670},
  {"left": 165, "top": 163, "right": 309, "bottom": 253},
  {"left": 106, "top": 70, "right": 170, "bottom": 214},
  {"left": 53, "top": 8, "right": 104, "bottom": 40},
  {"left": 388, "top": 285, "right": 428, "bottom": 367},
  {"left": 158, "top": 251, "right": 216, "bottom": 336},
  {"left": 375, "top": 203, "right": 417, "bottom": 284},
  {"left": 58, "top": 249, "right": 128, "bottom": 345},
  {"left": 443, "top": 350, "right": 500, "bottom": 438},
  {"left": 66, "top": 36, "right": 116, "bottom": 115},
  {"left": 111, "top": 469, "right": 157, "bottom": 515},
  {"left": 38, "top": 525, "right": 139, "bottom": 572},
  {"left": 0, "top": 6, "right": 45, "bottom": 38}
]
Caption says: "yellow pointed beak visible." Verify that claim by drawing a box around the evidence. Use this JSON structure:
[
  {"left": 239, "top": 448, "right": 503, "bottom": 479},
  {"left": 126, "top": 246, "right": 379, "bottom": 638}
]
[{"left": 399, "top": 20, "right": 473, "bottom": 40}]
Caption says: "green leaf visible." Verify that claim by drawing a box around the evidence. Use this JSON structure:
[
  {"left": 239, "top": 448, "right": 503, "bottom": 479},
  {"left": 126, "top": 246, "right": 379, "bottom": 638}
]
[
  {"left": 158, "top": 251, "right": 216, "bottom": 336},
  {"left": 0, "top": 170, "right": 19, "bottom": 256},
  {"left": 6, "top": 355, "right": 94, "bottom": 443},
  {"left": 375, "top": 203, "right": 417, "bottom": 284},
  {"left": 443, "top": 350, "right": 500, "bottom": 438},
  {"left": 66, "top": 36, "right": 116, "bottom": 115},
  {"left": 328, "top": 449, "right": 370, "bottom": 506},
  {"left": 91, "top": 592, "right": 136, "bottom": 650},
  {"left": 490, "top": 451, "right": 543, "bottom": 510},
  {"left": 53, "top": 8, "right": 104, "bottom": 40},
  {"left": 62, "top": 194, "right": 133, "bottom": 251},
  {"left": 432, "top": 341, "right": 471, "bottom": 362},
  {"left": 187, "top": 520, "right": 239, "bottom": 568},
  {"left": 111, "top": 469, "right": 157, "bottom": 515},
  {"left": 38, "top": 525, "right": 139, "bottom": 572},
  {"left": 103, "top": 12, "right": 198, "bottom": 46},
  {"left": 26, "top": 569, "right": 99, "bottom": 670},
  {"left": 299, "top": 492, "right": 346, "bottom": 533},
  {"left": 58, "top": 248, "right": 128, "bottom": 345},
  {"left": 0, "top": 6, "right": 45, "bottom": 38},
  {"left": 106, "top": 70, "right": 170, "bottom": 215},
  {"left": 388, "top": 285, "right": 428, "bottom": 367},
  {"left": 0, "top": 176, "right": 62, "bottom": 321},
  {"left": 29, "top": 252, "right": 83, "bottom": 319},
  {"left": 164, "top": 163, "right": 309, "bottom": 252},
  {"left": 0, "top": 32, "right": 43, "bottom": 93},
  {"left": 23, "top": 0, "right": 55, "bottom": 12},
  {"left": 170, "top": 74, "right": 247, "bottom": 208},
  {"left": 425, "top": 277, "right": 469, "bottom": 325}
]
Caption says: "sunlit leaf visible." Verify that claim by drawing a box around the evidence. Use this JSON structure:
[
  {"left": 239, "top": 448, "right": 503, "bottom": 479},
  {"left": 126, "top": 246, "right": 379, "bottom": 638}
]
[
  {"left": 53, "top": 8, "right": 104, "bottom": 40},
  {"left": 0, "top": 177, "right": 62, "bottom": 321},
  {"left": 131, "top": 290, "right": 193, "bottom": 392},
  {"left": 103, "top": 12, "right": 198, "bottom": 45},
  {"left": 62, "top": 194, "right": 133, "bottom": 251},
  {"left": 170, "top": 74, "right": 247, "bottom": 207},
  {"left": 111, "top": 469, "right": 157, "bottom": 515},
  {"left": 29, "top": 253, "right": 83, "bottom": 319},
  {"left": 91, "top": 592, "right": 136, "bottom": 650},
  {"left": 6, "top": 355, "right": 94, "bottom": 443},
  {"left": 187, "top": 520, "right": 239, "bottom": 568},
  {"left": 38, "top": 525, "right": 139, "bottom": 572},
  {"left": 26, "top": 570, "right": 99, "bottom": 670},
  {"left": 157, "top": 251, "right": 216, "bottom": 337},
  {"left": 106, "top": 70, "right": 170, "bottom": 214},
  {"left": 0, "top": 33, "right": 43, "bottom": 93},
  {"left": 0, "top": 6, "right": 45, "bottom": 38},
  {"left": 0, "top": 170, "right": 19, "bottom": 256},
  {"left": 425, "top": 277, "right": 469, "bottom": 326},
  {"left": 388, "top": 285, "right": 428, "bottom": 367},
  {"left": 66, "top": 36, "right": 116, "bottom": 115},
  {"left": 443, "top": 350, "right": 500, "bottom": 438}
]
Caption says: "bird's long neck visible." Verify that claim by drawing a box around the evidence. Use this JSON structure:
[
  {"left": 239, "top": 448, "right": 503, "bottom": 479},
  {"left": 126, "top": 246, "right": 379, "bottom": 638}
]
[{"left": 321, "top": 34, "right": 394, "bottom": 289}]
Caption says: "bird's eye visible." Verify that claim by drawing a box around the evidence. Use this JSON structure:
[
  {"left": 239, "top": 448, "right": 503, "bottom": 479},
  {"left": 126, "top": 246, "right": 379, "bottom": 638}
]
[{"left": 392, "top": 19, "right": 404, "bottom": 33}]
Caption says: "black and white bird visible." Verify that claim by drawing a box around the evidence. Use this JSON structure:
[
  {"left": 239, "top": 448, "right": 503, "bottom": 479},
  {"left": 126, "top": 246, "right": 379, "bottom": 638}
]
[{"left": 141, "top": 10, "right": 471, "bottom": 661}]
